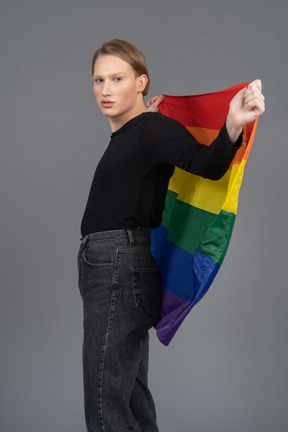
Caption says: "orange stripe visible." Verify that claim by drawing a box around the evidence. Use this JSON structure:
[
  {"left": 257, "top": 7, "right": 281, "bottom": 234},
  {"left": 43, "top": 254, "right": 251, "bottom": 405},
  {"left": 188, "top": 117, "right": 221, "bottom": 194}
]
[
  {"left": 243, "top": 118, "right": 258, "bottom": 161},
  {"left": 185, "top": 126, "right": 218, "bottom": 145},
  {"left": 186, "top": 123, "right": 256, "bottom": 167}
]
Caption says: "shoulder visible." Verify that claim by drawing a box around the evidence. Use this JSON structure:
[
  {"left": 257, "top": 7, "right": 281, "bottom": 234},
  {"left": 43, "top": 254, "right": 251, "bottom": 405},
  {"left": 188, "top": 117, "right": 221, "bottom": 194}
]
[
  {"left": 141, "top": 112, "right": 190, "bottom": 139},
  {"left": 143, "top": 112, "right": 183, "bottom": 128}
]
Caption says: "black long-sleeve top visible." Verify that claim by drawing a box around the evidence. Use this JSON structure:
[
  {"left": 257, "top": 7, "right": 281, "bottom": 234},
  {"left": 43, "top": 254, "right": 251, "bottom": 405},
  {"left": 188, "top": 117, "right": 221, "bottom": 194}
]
[{"left": 80, "top": 112, "right": 242, "bottom": 236}]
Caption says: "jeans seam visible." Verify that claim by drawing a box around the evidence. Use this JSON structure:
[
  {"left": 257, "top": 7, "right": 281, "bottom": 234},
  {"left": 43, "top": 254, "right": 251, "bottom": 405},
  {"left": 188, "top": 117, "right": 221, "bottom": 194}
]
[
  {"left": 77, "top": 249, "right": 82, "bottom": 288},
  {"left": 97, "top": 248, "right": 120, "bottom": 430},
  {"left": 82, "top": 245, "right": 115, "bottom": 267},
  {"left": 97, "top": 290, "right": 117, "bottom": 432},
  {"left": 113, "top": 248, "right": 121, "bottom": 287}
]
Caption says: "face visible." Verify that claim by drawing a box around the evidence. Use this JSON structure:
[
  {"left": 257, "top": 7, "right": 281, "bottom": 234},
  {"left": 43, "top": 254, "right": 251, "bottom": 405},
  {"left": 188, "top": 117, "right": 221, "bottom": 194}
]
[{"left": 92, "top": 54, "right": 147, "bottom": 131}]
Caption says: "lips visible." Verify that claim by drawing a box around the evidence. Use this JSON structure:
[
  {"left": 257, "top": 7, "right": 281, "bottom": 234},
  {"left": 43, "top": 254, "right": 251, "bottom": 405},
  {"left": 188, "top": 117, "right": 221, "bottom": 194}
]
[{"left": 101, "top": 100, "right": 114, "bottom": 108}]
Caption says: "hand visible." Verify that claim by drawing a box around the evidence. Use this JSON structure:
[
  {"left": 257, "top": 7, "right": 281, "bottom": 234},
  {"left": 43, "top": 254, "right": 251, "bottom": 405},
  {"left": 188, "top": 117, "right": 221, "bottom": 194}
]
[
  {"left": 146, "top": 95, "right": 164, "bottom": 112},
  {"left": 226, "top": 79, "right": 265, "bottom": 143}
]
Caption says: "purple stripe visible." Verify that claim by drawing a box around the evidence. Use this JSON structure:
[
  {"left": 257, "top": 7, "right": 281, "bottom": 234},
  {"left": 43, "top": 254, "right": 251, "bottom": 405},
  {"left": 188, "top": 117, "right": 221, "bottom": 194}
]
[
  {"left": 155, "top": 289, "right": 191, "bottom": 345},
  {"left": 151, "top": 225, "right": 221, "bottom": 345}
]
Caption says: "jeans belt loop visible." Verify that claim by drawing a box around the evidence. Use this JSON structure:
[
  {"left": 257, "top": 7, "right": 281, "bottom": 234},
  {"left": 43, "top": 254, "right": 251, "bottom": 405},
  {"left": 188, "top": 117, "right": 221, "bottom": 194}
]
[
  {"left": 80, "top": 235, "right": 89, "bottom": 246},
  {"left": 127, "top": 229, "right": 135, "bottom": 245}
]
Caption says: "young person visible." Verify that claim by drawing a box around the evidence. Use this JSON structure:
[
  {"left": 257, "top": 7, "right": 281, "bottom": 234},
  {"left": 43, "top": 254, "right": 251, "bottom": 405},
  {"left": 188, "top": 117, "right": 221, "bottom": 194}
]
[{"left": 78, "top": 39, "right": 265, "bottom": 432}]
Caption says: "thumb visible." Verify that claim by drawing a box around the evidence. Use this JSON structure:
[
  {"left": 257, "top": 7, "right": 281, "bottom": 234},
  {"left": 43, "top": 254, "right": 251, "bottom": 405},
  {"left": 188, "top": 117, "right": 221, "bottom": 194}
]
[{"left": 232, "top": 87, "right": 246, "bottom": 102}]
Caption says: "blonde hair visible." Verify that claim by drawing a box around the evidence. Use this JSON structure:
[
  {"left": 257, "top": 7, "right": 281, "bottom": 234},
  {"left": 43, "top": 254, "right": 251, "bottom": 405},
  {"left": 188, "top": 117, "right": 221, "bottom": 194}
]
[{"left": 92, "top": 39, "right": 150, "bottom": 96}]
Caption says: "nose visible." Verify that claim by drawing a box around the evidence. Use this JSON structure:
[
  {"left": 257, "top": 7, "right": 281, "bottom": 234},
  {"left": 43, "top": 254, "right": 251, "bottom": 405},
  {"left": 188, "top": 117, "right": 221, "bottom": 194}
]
[{"left": 102, "top": 80, "right": 111, "bottom": 96}]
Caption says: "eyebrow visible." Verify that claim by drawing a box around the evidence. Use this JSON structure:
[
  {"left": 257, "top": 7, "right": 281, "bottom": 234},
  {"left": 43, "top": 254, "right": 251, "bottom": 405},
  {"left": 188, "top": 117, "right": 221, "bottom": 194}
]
[{"left": 92, "top": 72, "right": 127, "bottom": 79}]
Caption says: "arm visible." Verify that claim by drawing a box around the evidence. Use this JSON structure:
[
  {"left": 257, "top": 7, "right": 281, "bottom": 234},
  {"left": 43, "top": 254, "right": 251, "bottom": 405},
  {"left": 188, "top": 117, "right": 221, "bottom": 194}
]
[
  {"left": 146, "top": 80, "right": 265, "bottom": 142},
  {"left": 142, "top": 80, "right": 265, "bottom": 179},
  {"left": 140, "top": 114, "right": 241, "bottom": 180}
]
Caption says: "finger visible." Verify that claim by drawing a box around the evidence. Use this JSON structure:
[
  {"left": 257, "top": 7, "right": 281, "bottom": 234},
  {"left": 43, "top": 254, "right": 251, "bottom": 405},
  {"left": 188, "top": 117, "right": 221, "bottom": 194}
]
[
  {"left": 152, "top": 94, "right": 164, "bottom": 106},
  {"left": 244, "top": 87, "right": 265, "bottom": 103},
  {"left": 245, "top": 83, "right": 265, "bottom": 100},
  {"left": 146, "top": 95, "right": 162, "bottom": 108},
  {"left": 239, "top": 87, "right": 247, "bottom": 97},
  {"left": 246, "top": 98, "right": 265, "bottom": 115},
  {"left": 146, "top": 95, "right": 164, "bottom": 112},
  {"left": 248, "top": 79, "right": 262, "bottom": 93},
  {"left": 244, "top": 90, "right": 265, "bottom": 104},
  {"left": 146, "top": 97, "right": 156, "bottom": 107},
  {"left": 150, "top": 95, "right": 164, "bottom": 109},
  {"left": 148, "top": 96, "right": 157, "bottom": 106}
]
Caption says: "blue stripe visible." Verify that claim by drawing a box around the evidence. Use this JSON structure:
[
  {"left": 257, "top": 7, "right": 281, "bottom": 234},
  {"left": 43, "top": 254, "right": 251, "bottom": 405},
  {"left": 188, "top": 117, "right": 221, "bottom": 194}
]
[{"left": 151, "top": 225, "right": 220, "bottom": 304}]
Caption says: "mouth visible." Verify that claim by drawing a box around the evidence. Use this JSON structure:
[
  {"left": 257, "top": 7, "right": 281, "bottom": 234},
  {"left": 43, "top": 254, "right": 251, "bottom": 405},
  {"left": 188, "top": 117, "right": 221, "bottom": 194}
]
[{"left": 101, "top": 100, "right": 115, "bottom": 109}]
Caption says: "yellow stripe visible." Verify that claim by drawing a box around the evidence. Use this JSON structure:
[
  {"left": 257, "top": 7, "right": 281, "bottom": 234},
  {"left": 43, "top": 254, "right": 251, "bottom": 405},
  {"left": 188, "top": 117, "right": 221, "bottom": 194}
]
[
  {"left": 168, "top": 162, "right": 244, "bottom": 215},
  {"left": 222, "top": 159, "right": 246, "bottom": 213}
]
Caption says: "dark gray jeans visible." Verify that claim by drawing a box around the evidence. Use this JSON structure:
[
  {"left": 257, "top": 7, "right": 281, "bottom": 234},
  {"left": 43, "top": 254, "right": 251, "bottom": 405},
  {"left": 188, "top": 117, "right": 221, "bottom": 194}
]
[{"left": 78, "top": 228, "right": 161, "bottom": 432}]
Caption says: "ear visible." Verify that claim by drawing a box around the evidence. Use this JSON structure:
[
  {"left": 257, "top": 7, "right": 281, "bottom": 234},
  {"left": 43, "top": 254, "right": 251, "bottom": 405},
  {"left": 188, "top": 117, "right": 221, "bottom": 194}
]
[{"left": 137, "top": 74, "right": 148, "bottom": 94}]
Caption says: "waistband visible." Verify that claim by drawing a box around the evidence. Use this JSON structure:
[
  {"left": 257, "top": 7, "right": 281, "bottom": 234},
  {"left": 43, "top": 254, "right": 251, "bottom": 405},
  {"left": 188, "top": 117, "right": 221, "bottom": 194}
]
[{"left": 80, "top": 227, "right": 151, "bottom": 246}]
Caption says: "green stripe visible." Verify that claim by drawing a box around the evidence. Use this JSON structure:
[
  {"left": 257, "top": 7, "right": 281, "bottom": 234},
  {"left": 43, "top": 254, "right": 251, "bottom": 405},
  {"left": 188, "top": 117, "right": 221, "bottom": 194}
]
[
  {"left": 162, "top": 190, "right": 236, "bottom": 264},
  {"left": 197, "top": 209, "right": 236, "bottom": 264}
]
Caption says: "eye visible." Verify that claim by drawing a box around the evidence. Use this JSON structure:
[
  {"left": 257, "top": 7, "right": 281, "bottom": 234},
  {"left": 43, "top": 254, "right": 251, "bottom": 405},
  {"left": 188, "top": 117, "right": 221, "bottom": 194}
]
[
  {"left": 114, "top": 77, "right": 122, "bottom": 82},
  {"left": 94, "top": 78, "right": 103, "bottom": 83}
]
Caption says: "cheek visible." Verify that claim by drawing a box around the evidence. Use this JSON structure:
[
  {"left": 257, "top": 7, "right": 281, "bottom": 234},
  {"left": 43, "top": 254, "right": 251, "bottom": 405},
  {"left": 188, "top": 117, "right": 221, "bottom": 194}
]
[
  {"left": 119, "top": 83, "right": 137, "bottom": 100},
  {"left": 93, "top": 87, "right": 101, "bottom": 103}
]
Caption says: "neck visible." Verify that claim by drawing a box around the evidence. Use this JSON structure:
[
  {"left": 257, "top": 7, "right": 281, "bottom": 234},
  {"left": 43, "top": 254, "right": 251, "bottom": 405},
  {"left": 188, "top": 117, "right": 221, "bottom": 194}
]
[{"left": 108, "top": 100, "right": 147, "bottom": 133}]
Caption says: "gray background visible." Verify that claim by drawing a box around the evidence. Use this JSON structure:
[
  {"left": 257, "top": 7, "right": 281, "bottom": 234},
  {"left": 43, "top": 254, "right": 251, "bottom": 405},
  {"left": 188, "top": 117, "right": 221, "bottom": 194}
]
[{"left": 1, "top": 0, "right": 287, "bottom": 431}]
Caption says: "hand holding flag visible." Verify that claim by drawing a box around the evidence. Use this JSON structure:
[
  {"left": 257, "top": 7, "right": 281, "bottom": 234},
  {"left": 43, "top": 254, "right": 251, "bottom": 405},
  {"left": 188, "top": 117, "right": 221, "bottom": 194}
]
[
  {"left": 146, "top": 94, "right": 164, "bottom": 112},
  {"left": 226, "top": 79, "right": 265, "bottom": 143}
]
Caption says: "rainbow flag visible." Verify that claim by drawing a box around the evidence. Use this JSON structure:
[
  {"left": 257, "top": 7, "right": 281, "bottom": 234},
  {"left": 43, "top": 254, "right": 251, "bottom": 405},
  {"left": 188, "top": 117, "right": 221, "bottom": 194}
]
[{"left": 150, "top": 83, "right": 258, "bottom": 346}]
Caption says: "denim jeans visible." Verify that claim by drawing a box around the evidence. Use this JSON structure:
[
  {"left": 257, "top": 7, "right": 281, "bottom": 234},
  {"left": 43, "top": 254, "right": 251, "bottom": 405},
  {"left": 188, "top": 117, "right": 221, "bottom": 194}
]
[{"left": 77, "top": 227, "right": 161, "bottom": 432}]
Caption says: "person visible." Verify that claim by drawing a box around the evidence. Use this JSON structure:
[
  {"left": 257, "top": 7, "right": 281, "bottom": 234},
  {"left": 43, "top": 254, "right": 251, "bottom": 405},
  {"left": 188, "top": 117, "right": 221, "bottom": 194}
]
[{"left": 77, "top": 39, "right": 265, "bottom": 432}]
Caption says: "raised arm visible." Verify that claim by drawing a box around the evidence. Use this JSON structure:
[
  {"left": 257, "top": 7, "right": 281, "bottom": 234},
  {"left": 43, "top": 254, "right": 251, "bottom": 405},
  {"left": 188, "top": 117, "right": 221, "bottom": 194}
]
[{"left": 147, "top": 80, "right": 265, "bottom": 143}]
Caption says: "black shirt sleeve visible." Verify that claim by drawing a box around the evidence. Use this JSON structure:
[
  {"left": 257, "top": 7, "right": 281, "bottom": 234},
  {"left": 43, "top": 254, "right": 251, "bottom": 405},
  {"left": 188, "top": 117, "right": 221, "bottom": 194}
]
[{"left": 139, "top": 113, "right": 242, "bottom": 180}]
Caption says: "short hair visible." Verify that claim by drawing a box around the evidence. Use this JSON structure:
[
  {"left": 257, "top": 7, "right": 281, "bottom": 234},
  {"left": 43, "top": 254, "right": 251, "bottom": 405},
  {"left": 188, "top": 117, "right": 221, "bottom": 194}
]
[{"left": 91, "top": 39, "right": 150, "bottom": 96}]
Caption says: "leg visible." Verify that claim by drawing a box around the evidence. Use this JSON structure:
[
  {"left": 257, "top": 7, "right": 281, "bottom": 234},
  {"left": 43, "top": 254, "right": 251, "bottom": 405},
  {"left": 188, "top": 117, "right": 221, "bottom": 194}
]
[
  {"left": 130, "top": 334, "right": 159, "bottom": 432},
  {"left": 99, "top": 287, "right": 159, "bottom": 432},
  {"left": 78, "top": 230, "right": 161, "bottom": 432}
]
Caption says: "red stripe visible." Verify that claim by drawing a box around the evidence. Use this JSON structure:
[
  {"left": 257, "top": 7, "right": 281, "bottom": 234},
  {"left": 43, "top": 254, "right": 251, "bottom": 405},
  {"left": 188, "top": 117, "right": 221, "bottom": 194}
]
[{"left": 158, "top": 83, "right": 250, "bottom": 130}]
